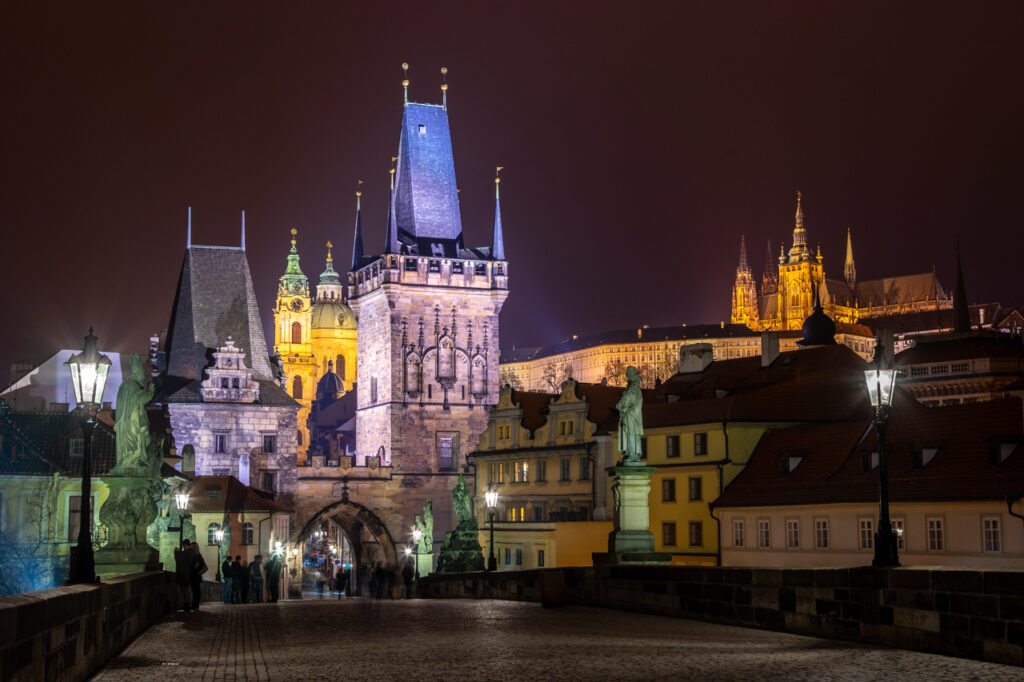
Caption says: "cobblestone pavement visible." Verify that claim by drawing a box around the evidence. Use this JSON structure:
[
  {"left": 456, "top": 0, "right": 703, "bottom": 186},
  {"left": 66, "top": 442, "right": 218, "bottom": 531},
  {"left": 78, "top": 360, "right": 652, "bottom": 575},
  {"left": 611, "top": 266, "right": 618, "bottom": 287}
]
[{"left": 92, "top": 598, "right": 1021, "bottom": 681}]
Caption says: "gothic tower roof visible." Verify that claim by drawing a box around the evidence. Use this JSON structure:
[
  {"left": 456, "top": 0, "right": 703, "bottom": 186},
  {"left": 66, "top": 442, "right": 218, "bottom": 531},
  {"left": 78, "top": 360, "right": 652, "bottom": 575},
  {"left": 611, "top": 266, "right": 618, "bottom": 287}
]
[
  {"left": 737, "top": 234, "right": 750, "bottom": 272},
  {"left": 165, "top": 244, "right": 274, "bottom": 381},
  {"left": 492, "top": 172, "right": 505, "bottom": 261},
  {"left": 350, "top": 191, "right": 364, "bottom": 271},
  {"left": 788, "top": 191, "right": 810, "bottom": 263},
  {"left": 393, "top": 102, "right": 464, "bottom": 255},
  {"left": 844, "top": 227, "right": 857, "bottom": 288},
  {"left": 279, "top": 228, "right": 309, "bottom": 297}
]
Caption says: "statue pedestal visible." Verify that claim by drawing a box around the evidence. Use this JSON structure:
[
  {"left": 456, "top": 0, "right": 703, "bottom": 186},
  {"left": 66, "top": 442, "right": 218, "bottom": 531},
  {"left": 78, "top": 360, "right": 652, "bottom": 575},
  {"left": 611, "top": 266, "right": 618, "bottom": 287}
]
[
  {"left": 158, "top": 530, "right": 180, "bottom": 572},
  {"left": 599, "top": 465, "right": 670, "bottom": 564},
  {"left": 97, "top": 476, "right": 161, "bottom": 577}
]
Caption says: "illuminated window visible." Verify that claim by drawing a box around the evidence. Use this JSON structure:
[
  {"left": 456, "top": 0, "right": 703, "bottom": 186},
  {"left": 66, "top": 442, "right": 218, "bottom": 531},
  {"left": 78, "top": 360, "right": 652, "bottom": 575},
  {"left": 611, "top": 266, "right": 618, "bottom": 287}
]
[
  {"left": 242, "top": 523, "right": 254, "bottom": 545},
  {"left": 733, "top": 520, "right": 744, "bottom": 548},
  {"left": 207, "top": 523, "right": 220, "bottom": 546},
  {"left": 859, "top": 518, "right": 874, "bottom": 550},
  {"left": 513, "top": 460, "right": 529, "bottom": 483},
  {"left": 893, "top": 518, "right": 905, "bottom": 549}
]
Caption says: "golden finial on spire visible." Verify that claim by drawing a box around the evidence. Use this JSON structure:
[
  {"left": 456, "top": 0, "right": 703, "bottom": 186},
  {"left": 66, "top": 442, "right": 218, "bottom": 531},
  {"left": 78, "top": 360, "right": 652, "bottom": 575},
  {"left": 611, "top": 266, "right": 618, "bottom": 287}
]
[
  {"left": 290, "top": 228, "right": 297, "bottom": 236},
  {"left": 402, "top": 63, "right": 409, "bottom": 104},
  {"left": 441, "top": 66, "right": 448, "bottom": 108},
  {"left": 326, "top": 240, "right": 333, "bottom": 263},
  {"left": 290, "top": 227, "right": 297, "bottom": 250}
]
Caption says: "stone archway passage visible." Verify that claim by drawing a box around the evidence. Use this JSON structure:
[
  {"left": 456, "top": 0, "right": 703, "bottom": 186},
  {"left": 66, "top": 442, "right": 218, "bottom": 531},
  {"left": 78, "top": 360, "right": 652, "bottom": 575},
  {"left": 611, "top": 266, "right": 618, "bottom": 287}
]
[{"left": 294, "top": 499, "right": 398, "bottom": 571}]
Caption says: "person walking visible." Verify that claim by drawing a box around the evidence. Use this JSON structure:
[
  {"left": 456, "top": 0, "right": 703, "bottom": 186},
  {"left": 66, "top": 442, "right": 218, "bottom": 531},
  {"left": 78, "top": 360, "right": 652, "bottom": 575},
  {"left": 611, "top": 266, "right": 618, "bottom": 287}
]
[
  {"left": 190, "top": 542, "right": 207, "bottom": 611},
  {"left": 174, "top": 541, "right": 194, "bottom": 611},
  {"left": 249, "top": 555, "right": 264, "bottom": 603},
  {"left": 265, "top": 554, "right": 281, "bottom": 603},
  {"left": 221, "top": 556, "right": 233, "bottom": 604}
]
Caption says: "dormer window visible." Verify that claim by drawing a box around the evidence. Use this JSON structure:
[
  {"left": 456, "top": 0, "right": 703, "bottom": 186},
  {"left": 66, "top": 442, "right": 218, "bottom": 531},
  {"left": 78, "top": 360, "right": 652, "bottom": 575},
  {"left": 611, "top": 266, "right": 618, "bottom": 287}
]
[
  {"left": 912, "top": 447, "right": 939, "bottom": 469},
  {"left": 990, "top": 442, "right": 1018, "bottom": 466},
  {"left": 779, "top": 455, "right": 803, "bottom": 475}
]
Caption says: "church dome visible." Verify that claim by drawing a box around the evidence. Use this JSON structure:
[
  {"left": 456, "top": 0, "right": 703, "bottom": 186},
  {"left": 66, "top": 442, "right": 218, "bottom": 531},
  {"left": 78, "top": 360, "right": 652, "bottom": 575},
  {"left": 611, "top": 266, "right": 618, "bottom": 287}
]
[
  {"left": 311, "top": 300, "right": 356, "bottom": 330},
  {"left": 316, "top": 362, "right": 345, "bottom": 401},
  {"left": 798, "top": 300, "right": 837, "bottom": 347}
]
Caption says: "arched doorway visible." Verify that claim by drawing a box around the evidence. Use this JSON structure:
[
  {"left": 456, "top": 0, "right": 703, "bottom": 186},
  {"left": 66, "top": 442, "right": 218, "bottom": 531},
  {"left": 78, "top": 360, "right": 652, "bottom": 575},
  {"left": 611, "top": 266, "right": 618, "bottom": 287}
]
[{"left": 294, "top": 500, "right": 398, "bottom": 597}]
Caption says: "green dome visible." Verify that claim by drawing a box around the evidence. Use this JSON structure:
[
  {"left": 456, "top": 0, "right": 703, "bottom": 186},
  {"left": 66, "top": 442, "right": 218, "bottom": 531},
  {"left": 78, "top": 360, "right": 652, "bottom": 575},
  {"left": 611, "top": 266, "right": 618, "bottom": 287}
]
[{"left": 311, "top": 300, "right": 356, "bottom": 330}]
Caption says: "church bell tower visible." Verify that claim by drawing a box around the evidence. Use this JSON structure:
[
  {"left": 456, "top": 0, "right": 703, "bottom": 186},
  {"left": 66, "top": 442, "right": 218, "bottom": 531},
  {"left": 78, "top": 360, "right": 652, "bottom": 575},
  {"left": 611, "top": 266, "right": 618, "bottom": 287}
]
[{"left": 275, "top": 228, "right": 316, "bottom": 459}]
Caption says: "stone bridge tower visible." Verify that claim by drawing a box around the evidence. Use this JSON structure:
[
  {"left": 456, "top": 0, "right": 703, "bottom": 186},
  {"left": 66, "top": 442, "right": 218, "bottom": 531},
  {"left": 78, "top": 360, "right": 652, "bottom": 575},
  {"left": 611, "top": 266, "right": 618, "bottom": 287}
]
[{"left": 295, "top": 69, "right": 509, "bottom": 576}]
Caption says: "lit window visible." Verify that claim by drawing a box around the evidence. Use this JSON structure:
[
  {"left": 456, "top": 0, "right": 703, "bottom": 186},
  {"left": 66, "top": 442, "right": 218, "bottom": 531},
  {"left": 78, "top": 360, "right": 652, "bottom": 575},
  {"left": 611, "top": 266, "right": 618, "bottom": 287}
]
[
  {"left": 893, "top": 518, "right": 905, "bottom": 550},
  {"left": 207, "top": 523, "right": 220, "bottom": 545},
  {"left": 928, "top": 518, "right": 944, "bottom": 551}
]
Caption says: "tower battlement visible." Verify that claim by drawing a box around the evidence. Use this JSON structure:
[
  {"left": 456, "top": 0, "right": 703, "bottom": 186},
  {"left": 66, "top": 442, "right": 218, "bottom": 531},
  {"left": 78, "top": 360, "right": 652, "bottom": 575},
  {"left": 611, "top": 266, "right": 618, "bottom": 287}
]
[{"left": 349, "top": 253, "right": 508, "bottom": 299}]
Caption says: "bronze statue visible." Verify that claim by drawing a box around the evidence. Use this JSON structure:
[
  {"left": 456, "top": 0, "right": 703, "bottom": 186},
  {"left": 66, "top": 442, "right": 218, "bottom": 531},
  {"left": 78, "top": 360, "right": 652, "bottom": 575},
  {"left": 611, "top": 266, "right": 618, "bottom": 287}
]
[{"left": 452, "top": 474, "right": 473, "bottom": 523}]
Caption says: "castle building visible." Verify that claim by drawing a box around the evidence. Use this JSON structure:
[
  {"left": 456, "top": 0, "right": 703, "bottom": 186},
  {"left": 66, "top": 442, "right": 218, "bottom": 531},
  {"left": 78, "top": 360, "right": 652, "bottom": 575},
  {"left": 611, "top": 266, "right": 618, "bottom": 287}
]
[
  {"left": 274, "top": 232, "right": 357, "bottom": 460},
  {"left": 732, "top": 192, "right": 951, "bottom": 331}
]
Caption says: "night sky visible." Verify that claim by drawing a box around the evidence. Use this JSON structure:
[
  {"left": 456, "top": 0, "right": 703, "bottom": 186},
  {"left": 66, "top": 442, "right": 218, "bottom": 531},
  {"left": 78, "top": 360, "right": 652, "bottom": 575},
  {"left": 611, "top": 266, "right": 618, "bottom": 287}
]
[{"left": 3, "top": 2, "right": 1023, "bottom": 379}]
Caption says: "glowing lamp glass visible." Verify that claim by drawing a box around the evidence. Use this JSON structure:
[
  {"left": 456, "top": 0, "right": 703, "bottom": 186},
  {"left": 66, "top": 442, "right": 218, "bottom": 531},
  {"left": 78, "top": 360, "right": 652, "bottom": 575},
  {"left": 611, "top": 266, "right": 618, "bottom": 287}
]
[
  {"left": 485, "top": 490, "right": 499, "bottom": 509},
  {"left": 65, "top": 329, "right": 112, "bottom": 408},
  {"left": 214, "top": 528, "right": 225, "bottom": 542},
  {"left": 174, "top": 492, "right": 190, "bottom": 511},
  {"left": 864, "top": 367, "right": 897, "bottom": 408},
  {"left": 412, "top": 528, "right": 423, "bottom": 543}
]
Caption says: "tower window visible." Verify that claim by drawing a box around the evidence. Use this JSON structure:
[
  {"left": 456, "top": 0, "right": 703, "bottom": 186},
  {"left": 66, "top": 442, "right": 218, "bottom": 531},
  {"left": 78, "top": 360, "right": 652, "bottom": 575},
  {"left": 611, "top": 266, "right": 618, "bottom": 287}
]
[
  {"left": 292, "top": 376, "right": 303, "bottom": 400},
  {"left": 336, "top": 355, "right": 345, "bottom": 377},
  {"left": 221, "top": 378, "right": 229, "bottom": 388},
  {"left": 291, "top": 321, "right": 302, "bottom": 344},
  {"left": 418, "top": 124, "right": 426, "bottom": 134}
]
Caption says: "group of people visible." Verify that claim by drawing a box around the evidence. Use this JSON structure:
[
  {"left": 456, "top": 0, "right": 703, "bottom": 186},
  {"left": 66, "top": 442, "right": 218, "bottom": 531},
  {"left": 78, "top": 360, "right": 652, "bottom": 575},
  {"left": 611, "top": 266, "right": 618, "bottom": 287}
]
[
  {"left": 220, "top": 553, "right": 282, "bottom": 603},
  {"left": 173, "top": 540, "right": 208, "bottom": 611}
]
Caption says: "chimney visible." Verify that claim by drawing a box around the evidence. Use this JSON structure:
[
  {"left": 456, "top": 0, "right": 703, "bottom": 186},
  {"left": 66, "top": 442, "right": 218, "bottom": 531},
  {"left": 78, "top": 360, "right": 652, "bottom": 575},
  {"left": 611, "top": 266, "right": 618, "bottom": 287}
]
[
  {"left": 679, "top": 343, "right": 714, "bottom": 374},
  {"left": 760, "top": 331, "right": 780, "bottom": 367}
]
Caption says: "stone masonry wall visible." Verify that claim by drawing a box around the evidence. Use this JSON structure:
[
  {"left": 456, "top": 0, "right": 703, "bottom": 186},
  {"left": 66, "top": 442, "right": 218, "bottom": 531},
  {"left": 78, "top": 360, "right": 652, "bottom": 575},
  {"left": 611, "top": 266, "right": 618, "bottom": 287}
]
[
  {"left": 0, "top": 571, "right": 177, "bottom": 682},
  {"left": 418, "top": 564, "right": 1024, "bottom": 667}
]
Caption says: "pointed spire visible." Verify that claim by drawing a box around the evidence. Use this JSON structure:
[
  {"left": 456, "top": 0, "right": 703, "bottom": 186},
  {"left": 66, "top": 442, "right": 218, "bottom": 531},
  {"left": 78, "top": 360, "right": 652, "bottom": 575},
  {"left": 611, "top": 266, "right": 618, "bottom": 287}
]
[
  {"left": 402, "top": 63, "right": 409, "bottom": 106},
  {"left": 241, "top": 210, "right": 246, "bottom": 251},
  {"left": 441, "top": 67, "right": 448, "bottom": 109},
  {"left": 492, "top": 166, "right": 505, "bottom": 260},
  {"left": 187, "top": 206, "right": 192, "bottom": 248},
  {"left": 350, "top": 188, "right": 364, "bottom": 271},
  {"left": 953, "top": 240, "right": 970, "bottom": 333},
  {"left": 737, "top": 235, "right": 749, "bottom": 271},
  {"left": 384, "top": 162, "right": 399, "bottom": 254},
  {"left": 788, "top": 190, "right": 808, "bottom": 262},
  {"left": 844, "top": 227, "right": 857, "bottom": 288}
]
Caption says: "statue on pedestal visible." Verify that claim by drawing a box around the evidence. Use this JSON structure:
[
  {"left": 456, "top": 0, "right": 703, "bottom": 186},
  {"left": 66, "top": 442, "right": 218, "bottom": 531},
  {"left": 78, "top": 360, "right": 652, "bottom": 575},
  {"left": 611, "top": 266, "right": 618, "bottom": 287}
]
[
  {"left": 112, "top": 354, "right": 158, "bottom": 477},
  {"left": 436, "top": 476, "right": 484, "bottom": 574},
  {"left": 615, "top": 365, "right": 644, "bottom": 464}
]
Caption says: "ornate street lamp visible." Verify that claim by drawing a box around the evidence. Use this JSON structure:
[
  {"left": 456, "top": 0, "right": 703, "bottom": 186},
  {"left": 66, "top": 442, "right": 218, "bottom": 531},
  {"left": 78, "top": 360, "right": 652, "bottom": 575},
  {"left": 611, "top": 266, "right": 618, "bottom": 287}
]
[
  {"left": 171, "top": 492, "right": 191, "bottom": 546},
  {"left": 65, "top": 327, "right": 112, "bottom": 584},
  {"left": 214, "top": 527, "right": 225, "bottom": 580},
  {"left": 485, "top": 489, "right": 499, "bottom": 572},
  {"left": 864, "top": 343, "right": 900, "bottom": 568},
  {"left": 411, "top": 528, "right": 423, "bottom": 580}
]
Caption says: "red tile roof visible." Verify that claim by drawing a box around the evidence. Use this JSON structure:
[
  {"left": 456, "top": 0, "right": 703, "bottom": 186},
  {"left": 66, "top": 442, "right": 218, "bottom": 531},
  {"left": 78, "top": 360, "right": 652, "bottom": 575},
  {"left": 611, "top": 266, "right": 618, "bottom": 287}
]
[
  {"left": 0, "top": 409, "right": 116, "bottom": 476},
  {"left": 714, "top": 397, "right": 1024, "bottom": 508},
  {"left": 187, "top": 475, "right": 292, "bottom": 513}
]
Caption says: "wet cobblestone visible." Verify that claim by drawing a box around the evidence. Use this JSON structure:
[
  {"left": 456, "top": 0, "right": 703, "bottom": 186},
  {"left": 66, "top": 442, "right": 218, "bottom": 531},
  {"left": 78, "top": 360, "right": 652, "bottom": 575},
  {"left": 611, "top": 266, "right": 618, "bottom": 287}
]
[{"left": 92, "top": 598, "right": 1022, "bottom": 681}]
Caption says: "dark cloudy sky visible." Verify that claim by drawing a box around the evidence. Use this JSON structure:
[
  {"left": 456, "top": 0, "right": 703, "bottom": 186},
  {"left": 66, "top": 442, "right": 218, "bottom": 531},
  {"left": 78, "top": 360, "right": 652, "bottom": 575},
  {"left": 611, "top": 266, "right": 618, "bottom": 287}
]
[{"left": 3, "top": 1, "right": 1022, "bottom": 378}]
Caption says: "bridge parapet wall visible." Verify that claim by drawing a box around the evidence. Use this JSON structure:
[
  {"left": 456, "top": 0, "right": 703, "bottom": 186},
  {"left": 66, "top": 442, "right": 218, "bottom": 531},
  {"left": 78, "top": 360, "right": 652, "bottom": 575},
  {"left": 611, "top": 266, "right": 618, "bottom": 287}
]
[
  {"left": 0, "top": 570, "right": 176, "bottom": 682},
  {"left": 418, "top": 564, "right": 1024, "bottom": 667}
]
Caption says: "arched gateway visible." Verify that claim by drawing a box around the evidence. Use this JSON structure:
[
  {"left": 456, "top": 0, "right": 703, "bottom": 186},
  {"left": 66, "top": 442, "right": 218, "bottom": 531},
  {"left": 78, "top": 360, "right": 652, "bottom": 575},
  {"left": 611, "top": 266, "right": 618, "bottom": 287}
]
[{"left": 294, "top": 498, "right": 397, "bottom": 572}]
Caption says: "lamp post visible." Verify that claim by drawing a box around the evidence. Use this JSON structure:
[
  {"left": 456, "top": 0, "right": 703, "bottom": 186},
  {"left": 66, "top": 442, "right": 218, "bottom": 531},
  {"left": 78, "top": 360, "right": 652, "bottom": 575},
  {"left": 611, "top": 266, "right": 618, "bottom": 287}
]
[
  {"left": 172, "top": 492, "right": 191, "bottom": 546},
  {"left": 865, "top": 345, "right": 900, "bottom": 568},
  {"left": 485, "top": 489, "right": 498, "bottom": 572},
  {"left": 65, "top": 327, "right": 112, "bottom": 584},
  {"left": 411, "top": 528, "right": 422, "bottom": 580}
]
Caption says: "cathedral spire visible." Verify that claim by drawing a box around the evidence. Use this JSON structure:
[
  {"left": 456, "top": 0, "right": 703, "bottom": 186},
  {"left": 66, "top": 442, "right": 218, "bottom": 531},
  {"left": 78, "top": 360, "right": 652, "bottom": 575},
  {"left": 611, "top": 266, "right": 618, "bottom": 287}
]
[
  {"left": 186, "top": 205, "right": 192, "bottom": 248},
  {"left": 761, "top": 239, "right": 777, "bottom": 294},
  {"left": 350, "top": 189, "right": 364, "bottom": 271},
  {"left": 241, "top": 210, "right": 246, "bottom": 251},
  {"left": 737, "top": 235, "right": 749, "bottom": 271},
  {"left": 492, "top": 167, "right": 505, "bottom": 260},
  {"left": 788, "top": 191, "right": 809, "bottom": 262},
  {"left": 441, "top": 66, "right": 448, "bottom": 110},
  {"left": 953, "top": 240, "right": 970, "bottom": 333},
  {"left": 844, "top": 227, "right": 856, "bottom": 288},
  {"left": 402, "top": 63, "right": 409, "bottom": 106}
]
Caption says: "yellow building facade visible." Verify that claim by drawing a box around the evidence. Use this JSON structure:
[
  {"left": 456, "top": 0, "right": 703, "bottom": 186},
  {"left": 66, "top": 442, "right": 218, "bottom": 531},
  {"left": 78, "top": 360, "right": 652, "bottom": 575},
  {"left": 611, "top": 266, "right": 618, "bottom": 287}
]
[{"left": 274, "top": 231, "right": 357, "bottom": 461}]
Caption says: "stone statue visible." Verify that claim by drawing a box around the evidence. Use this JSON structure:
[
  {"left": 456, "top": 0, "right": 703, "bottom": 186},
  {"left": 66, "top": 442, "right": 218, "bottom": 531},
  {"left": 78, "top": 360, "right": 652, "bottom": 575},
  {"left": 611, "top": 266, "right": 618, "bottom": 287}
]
[
  {"left": 112, "top": 354, "right": 156, "bottom": 476},
  {"left": 421, "top": 500, "right": 433, "bottom": 555},
  {"left": 615, "top": 365, "right": 644, "bottom": 464},
  {"left": 452, "top": 474, "right": 473, "bottom": 524},
  {"left": 412, "top": 514, "right": 426, "bottom": 549},
  {"left": 99, "top": 484, "right": 158, "bottom": 550}
]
